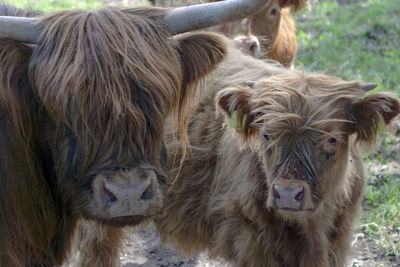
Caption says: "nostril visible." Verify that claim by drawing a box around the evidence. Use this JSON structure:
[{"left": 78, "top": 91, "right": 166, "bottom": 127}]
[
  {"left": 273, "top": 184, "right": 280, "bottom": 200},
  {"left": 138, "top": 169, "right": 148, "bottom": 179},
  {"left": 249, "top": 43, "right": 257, "bottom": 52},
  {"left": 141, "top": 185, "right": 153, "bottom": 200},
  {"left": 103, "top": 183, "right": 117, "bottom": 203},
  {"left": 295, "top": 189, "right": 304, "bottom": 201}
]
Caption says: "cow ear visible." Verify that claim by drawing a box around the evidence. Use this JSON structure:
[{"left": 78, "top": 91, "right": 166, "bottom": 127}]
[
  {"left": 348, "top": 93, "right": 400, "bottom": 142},
  {"left": 176, "top": 32, "right": 227, "bottom": 90},
  {"left": 216, "top": 86, "right": 256, "bottom": 135}
]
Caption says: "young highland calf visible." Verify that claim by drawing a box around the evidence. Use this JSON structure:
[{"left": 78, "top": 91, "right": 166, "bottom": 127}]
[{"left": 154, "top": 48, "right": 400, "bottom": 266}]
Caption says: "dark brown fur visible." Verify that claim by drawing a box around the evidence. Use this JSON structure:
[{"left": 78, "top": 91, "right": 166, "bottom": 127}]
[{"left": 0, "top": 5, "right": 226, "bottom": 266}]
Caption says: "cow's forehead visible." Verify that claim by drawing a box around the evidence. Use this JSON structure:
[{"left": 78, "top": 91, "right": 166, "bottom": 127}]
[{"left": 253, "top": 73, "right": 363, "bottom": 121}]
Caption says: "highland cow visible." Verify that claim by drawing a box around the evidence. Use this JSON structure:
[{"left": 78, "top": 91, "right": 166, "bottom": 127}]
[
  {"left": 151, "top": 0, "right": 306, "bottom": 67},
  {"left": 72, "top": 43, "right": 399, "bottom": 266},
  {"left": 0, "top": 4, "right": 232, "bottom": 265},
  {"left": 153, "top": 48, "right": 400, "bottom": 267}
]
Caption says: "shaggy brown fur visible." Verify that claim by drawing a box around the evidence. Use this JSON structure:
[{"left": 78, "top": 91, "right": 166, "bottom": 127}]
[
  {"left": 151, "top": 0, "right": 305, "bottom": 67},
  {"left": 70, "top": 43, "right": 399, "bottom": 266},
  {"left": 152, "top": 48, "right": 400, "bottom": 267},
  {"left": 64, "top": 220, "right": 124, "bottom": 267},
  {"left": 0, "top": 5, "right": 226, "bottom": 266}
]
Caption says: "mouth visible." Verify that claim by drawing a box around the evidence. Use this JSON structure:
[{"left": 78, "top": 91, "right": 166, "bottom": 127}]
[
  {"left": 95, "top": 215, "right": 149, "bottom": 227},
  {"left": 276, "top": 208, "right": 313, "bottom": 217}
]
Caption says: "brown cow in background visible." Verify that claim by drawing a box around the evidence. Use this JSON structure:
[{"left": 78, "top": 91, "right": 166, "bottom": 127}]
[
  {"left": 154, "top": 47, "right": 400, "bottom": 266},
  {"left": 150, "top": 0, "right": 307, "bottom": 67},
  {"left": 0, "top": 4, "right": 227, "bottom": 266}
]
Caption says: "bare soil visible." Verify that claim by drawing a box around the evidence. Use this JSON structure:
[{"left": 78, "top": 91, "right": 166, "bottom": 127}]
[{"left": 119, "top": 223, "right": 399, "bottom": 267}]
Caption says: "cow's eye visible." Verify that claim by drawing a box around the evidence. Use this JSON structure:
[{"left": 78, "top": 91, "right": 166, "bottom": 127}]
[
  {"left": 263, "top": 134, "right": 270, "bottom": 141},
  {"left": 328, "top": 137, "right": 337, "bottom": 144}
]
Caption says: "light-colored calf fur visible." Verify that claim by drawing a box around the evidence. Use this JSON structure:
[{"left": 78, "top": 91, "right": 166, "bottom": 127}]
[{"left": 154, "top": 49, "right": 399, "bottom": 266}]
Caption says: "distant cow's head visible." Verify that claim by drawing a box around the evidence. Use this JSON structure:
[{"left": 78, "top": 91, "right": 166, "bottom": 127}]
[
  {"left": 233, "top": 0, "right": 303, "bottom": 60},
  {"left": 217, "top": 72, "right": 399, "bottom": 221},
  {"left": 231, "top": 0, "right": 280, "bottom": 58},
  {"left": 26, "top": 7, "right": 226, "bottom": 226}
]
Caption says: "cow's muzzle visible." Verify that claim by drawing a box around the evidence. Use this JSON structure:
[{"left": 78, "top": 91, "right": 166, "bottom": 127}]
[
  {"left": 234, "top": 34, "right": 260, "bottom": 58},
  {"left": 89, "top": 167, "right": 164, "bottom": 220},
  {"left": 266, "top": 178, "right": 314, "bottom": 212}
]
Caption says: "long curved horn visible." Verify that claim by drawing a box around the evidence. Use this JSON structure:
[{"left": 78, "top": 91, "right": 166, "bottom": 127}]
[
  {"left": 0, "top": 16, "right": 40, "bottom": 43},
  {"left": 164, "top": 0, "right": 271, "bottom": 34},
  {"left": 0, "top": 0, "right": 270, "bottom": 43}
]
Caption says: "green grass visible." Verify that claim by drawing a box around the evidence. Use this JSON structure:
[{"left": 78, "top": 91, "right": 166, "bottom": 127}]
[
  {"left": 8, "top": 0, "right": 102, "bottom": 12},
  {"left": 296, "top": 0, "right": 400, "bottom": 95},
  {"left": 362, "top": 173, "right": 400, "bottom": 256},
  {"left": 8, "top": 0, "right": 148, "bottom": 12},
  {"left": 361, "top": 134, "right": 400, "bottom": 256}
]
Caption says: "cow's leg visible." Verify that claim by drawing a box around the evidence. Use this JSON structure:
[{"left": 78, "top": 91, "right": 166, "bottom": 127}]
[{"left": 68, "top": 219, "right": 123, "bottom": 267}]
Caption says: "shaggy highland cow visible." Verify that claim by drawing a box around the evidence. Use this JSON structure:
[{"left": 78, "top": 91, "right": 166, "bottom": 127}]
[
  {"left": 71, "top": 42, "right": 400, "bottom": 266},
  {"left": 153, "top": 48, "right": 400, "bottom": 267},
  {"left": 0, "top": 2, "right": 240, "bottom": 265},
  {"left": 150, "top": 0, "right": 307, "bottom": 67}
]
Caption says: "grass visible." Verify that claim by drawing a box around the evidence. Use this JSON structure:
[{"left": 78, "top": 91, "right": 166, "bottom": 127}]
[
  {"left": 362, "top": 134, "right": 400, "bottom": 257},
  {"left": 9, "top": 0, "right": 148, "bottom": 12},
  {"left": 296, "top": 0, "right": 400, "bottom": 95},
  {"left": 8, "top": 0, "right": 102, "bottom": 11},
  {"left": 362, "top": 174, "right": 400, "bottom": 256}
]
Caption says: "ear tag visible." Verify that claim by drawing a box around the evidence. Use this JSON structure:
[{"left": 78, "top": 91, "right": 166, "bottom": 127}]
[{"left": 229, "top": 110, "right": 248, "bottom": 133}]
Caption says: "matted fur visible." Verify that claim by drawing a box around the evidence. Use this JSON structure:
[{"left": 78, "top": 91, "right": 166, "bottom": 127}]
[
  {"left": 0, "top": 5, "right": 226, "bottom": 266},
  {"left": 68, "top": 41, "right": 399, "bottom": 267},
  {"left": 32, "top": 7, "right": 186, "bottom": 166},
  {"left": 153, "top": 47, "right": 400, "bottom": 267}
]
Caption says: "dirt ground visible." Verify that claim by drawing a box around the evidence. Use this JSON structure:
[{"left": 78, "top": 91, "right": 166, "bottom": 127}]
[{"left": 119, "top": 223, "right": 399, "bottom": 267}]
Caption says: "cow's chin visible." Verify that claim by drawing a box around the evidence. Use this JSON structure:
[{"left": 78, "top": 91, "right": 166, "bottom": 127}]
[
  {"left": 88, "top": 215, "right": 150, "bottom": 227},
  {"left": 81, "top": 168, "right": 165, "bottom": 226},
  {"left": 274, "top": 208, "right": 314, "bottom": 222}
]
